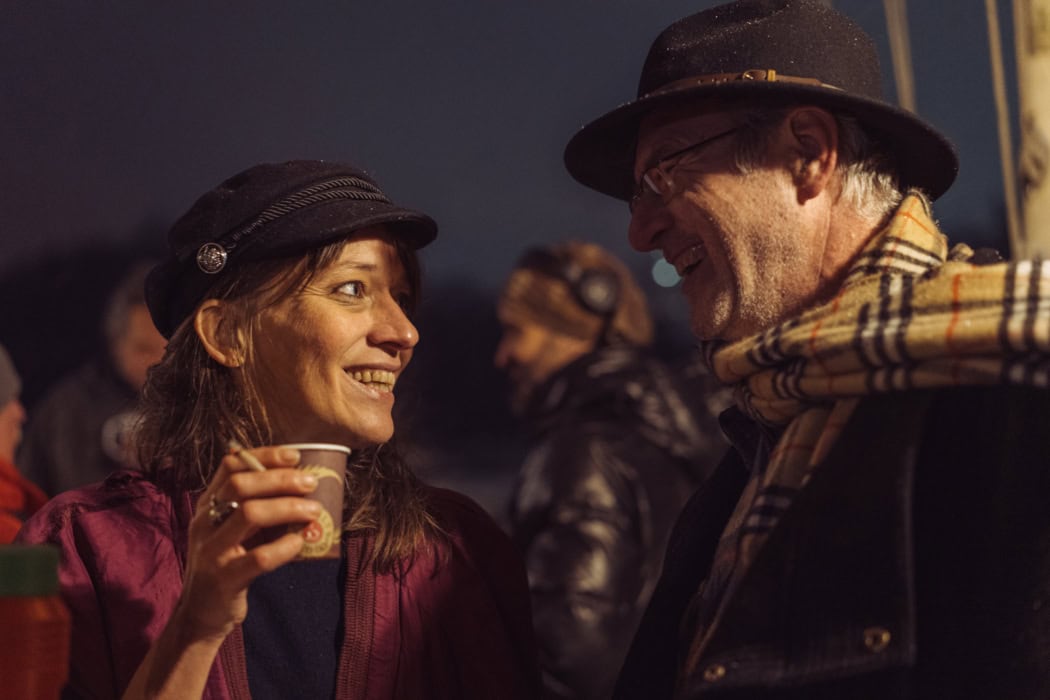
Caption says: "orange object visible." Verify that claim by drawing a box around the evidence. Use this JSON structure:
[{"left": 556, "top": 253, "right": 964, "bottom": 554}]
[{"left": 0, "top": 545, "right": 70, "bottom": 699}]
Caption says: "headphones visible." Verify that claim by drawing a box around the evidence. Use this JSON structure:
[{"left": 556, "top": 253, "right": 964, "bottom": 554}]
[{"left": 516, "top": 247, "right": 622, "bottom": 320}]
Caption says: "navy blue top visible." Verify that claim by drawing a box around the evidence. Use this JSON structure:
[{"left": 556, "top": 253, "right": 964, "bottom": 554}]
[{"left": 244, "top": 556, "right": 345, "bottom": 699}]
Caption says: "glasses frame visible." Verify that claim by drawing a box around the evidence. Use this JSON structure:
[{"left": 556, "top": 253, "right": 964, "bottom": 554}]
[{"left": 629, "top": 126, "right": 742, "bottom": 213}]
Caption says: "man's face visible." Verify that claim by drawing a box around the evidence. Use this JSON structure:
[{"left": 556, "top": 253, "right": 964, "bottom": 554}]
[
  {"left": 628, "top": 108, "right": 828, "bottom": 341},
  {"left": 0, "top": 397, "right": 25, "bottom": 462},
  {"left": 112, "top": 304, "right": 167, "bottom": 391},
  {"left": 493, "top": 304, "right": 590, "bottom": 415}
]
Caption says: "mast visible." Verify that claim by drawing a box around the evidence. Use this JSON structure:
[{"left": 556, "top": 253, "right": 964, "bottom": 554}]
[
  {"left": 984, "top": 0, "right": 1023, "bottom": 256},
  {"left": 1014, "top": 0, "right": 1050, "bottom": 256}
]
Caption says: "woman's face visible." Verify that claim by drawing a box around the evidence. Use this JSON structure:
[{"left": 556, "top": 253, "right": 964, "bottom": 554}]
[{"left": 248, "top": 228, "right": 418, "bottom": 448}]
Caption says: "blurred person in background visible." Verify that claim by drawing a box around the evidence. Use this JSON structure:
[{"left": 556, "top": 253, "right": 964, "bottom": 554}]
[
  {"left": 19, "top": 261, "right": 167, "bottom": 495},
  {"left": 0, "top": 341, "right": 47, "bottom": 542},
  {"left": 494, "top": 240, "right": 728, "bottom": 699}
]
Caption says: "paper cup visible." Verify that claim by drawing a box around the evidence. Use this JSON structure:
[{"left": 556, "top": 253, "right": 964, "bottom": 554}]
[{"left": 250, "top": 443, "right": 350, "bottom": 560}]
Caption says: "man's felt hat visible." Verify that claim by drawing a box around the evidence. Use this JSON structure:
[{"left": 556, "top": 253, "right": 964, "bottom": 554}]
[
  {"left": 145, "top": 160, "right": 437, "bottom": 338},
  {"left": 564, "top": 0, "right": 958, "bottom": 202}
]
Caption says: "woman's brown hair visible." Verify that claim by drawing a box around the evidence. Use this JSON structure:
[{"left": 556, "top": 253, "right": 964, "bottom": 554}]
[{"left": 134, "top": 234, "right": 438, "bottom": 572}]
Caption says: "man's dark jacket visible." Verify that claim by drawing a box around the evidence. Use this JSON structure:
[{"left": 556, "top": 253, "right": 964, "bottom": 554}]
[
  {"left": 615, "top": 383, "right": 1050, "bottom": 699},
  {"left": 510, "top": 345, "right": 729, "bottom": 700}
]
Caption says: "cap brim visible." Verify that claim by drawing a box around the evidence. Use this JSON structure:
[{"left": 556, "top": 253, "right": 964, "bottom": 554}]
[{"left": 564, "top": 81, "right": 959, "bottom": 202}]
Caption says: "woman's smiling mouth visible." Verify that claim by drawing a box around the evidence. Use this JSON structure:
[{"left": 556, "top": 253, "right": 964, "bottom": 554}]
[{"left": 346, "top": 369, "right": 396, "bottom": 393}]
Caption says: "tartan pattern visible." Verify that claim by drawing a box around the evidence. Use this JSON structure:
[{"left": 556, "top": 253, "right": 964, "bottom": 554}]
[{"left": 681, "top": 192, "right": 1050, "bottom": 675}]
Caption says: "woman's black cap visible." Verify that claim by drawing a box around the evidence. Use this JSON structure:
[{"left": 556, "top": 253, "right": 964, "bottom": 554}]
[{"left": 145, "top": 160, "right": 438, "bottom": 338}]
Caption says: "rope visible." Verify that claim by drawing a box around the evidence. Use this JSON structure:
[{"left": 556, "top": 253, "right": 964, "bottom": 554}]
[{"left": 883, "top": 0, "right": 917, "bottom": 112}]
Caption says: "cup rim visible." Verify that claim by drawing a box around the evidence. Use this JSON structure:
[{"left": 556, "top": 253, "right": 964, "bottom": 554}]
[{"left": 280, "top": 442, "right": 352, "bottom": 455}]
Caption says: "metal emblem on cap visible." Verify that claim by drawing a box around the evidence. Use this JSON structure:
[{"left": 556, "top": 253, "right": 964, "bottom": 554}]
[{"left": 196, "top": 243, "right": 228, "bottom": 274}]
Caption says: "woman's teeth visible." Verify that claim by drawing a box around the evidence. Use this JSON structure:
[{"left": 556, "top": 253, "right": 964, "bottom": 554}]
[{"left": 347, "top": 369, "right": 395, "bottom": 391}]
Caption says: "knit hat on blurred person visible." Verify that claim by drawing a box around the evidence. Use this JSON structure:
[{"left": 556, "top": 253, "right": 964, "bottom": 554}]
[
  {"left": 500, "top": 241, "right": 654, "bottom": 347},
  {"left": 0, "top": 343, "right": 21, "bottom": 408}
]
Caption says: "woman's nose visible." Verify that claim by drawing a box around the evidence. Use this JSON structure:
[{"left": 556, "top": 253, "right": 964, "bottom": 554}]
[{"left": 373, "top": 297, "right": 419, "bottom": 351}]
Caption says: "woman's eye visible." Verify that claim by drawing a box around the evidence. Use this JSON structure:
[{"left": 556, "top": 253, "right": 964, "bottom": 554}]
[{"left": 336, "top": 281, "right": 364, "bottom": 298}]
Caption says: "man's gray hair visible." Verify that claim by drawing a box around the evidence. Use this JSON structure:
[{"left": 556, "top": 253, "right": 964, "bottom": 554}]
[{"left": 733, "top": 106, "right": 904, "bottom": 222}]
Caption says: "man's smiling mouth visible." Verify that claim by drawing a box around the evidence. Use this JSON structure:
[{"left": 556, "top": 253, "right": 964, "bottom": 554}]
[{"left": 669, "top": 243, "right": 706, "bottom": 276}]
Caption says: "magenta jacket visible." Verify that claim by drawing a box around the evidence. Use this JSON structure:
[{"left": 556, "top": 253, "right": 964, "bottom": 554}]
[{"left": 17, "top": 470, "right": 540, "bottom": 699}]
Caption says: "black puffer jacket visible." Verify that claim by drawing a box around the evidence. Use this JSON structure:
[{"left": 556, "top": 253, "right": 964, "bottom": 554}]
[{"left": 509, "top": 345, "right": 729, "bottom": 700}]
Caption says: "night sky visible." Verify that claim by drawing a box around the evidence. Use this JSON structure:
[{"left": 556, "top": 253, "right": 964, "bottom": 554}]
[
  {"left": 2, "top": 2, "right": 1015, "bottom": 286},
  {"left": 0, "top": 1, "right": 1021, "bottom": 508}
]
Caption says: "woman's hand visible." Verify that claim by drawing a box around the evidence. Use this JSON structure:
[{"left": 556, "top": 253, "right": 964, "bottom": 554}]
[
  {"left": 123, "top": 445, "right": 320, "bottom": 699},
  {"left": 175, "top": 445, "right": 321, "bottom": 642}
]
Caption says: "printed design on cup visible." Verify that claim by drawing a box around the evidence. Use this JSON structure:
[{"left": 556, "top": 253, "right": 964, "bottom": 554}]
[
  {"left": 292, "top": 464, "right": 343, "bottom": 558},
  {"left": 298, "top": 510, "right": 336, "bottom": 558}
]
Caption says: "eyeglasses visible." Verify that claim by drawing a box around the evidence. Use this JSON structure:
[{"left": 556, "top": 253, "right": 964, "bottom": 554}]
[{"left": 629, "top": 126, "right": 742, "bottom": 213}]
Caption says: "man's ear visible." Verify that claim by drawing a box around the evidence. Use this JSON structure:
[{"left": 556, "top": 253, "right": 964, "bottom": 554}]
[
  {"left": 785, "top": 106, "right": 839, "bottom": 203},
  {"left": 194, "top": 299, "right": 246, "bottom": 368}
]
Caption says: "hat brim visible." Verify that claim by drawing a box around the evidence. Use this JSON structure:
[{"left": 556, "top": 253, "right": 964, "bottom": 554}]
[{"left": 564, "top": 80, "right": 959, "bottom": 202}]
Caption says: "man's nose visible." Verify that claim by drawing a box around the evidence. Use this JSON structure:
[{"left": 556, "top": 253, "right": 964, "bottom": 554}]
[{"left": 628, "top": 201, "right": 670, "bottom": 252}]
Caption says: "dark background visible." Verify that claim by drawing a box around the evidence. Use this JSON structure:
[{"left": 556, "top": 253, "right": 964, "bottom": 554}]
[{"left": 0, "top": 2, "right": 1017, "bottom": 515}]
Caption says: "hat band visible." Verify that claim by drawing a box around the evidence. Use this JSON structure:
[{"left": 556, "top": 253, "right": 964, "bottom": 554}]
[
  {"left": 646, "top": 69, "right": 843, "bottom": 100},
  {"left": 190, "top": 176, "right": 393, "bottom": 274}
]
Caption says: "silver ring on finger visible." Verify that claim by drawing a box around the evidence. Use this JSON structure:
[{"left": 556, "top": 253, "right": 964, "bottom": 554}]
[{"left": 207, "top": 494, "right": 240, "bottom": 527}]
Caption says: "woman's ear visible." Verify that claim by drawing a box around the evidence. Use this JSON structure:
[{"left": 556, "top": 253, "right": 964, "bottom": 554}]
[
  {"left": 785, "top": 106, "right": 839, "bottom": 203},
  {"left": 194, "top": 299, "right": 245, "bottom": 367}
]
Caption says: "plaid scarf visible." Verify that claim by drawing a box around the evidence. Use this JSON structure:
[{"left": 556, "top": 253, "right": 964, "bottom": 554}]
[
  {"left": 707, "top": 191, "right": 1050, "bottom": 427},
  {"left": 681, "top": 191, "right": 1050, "bottom": 676}
]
